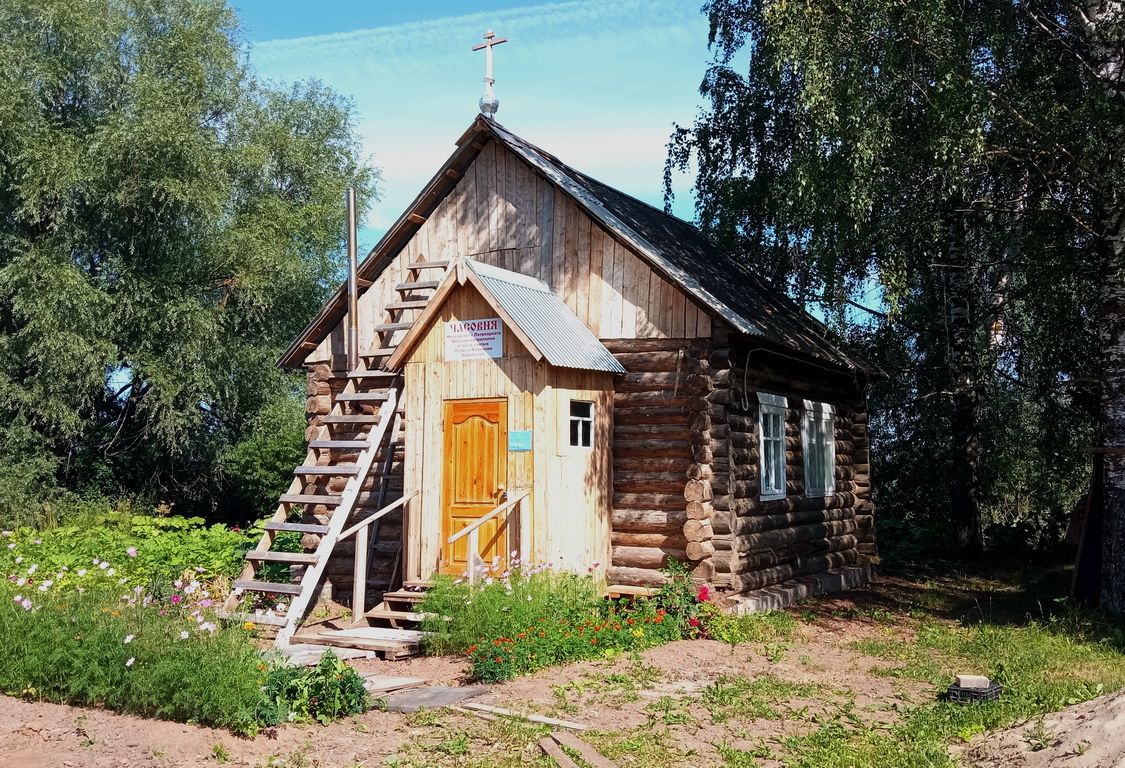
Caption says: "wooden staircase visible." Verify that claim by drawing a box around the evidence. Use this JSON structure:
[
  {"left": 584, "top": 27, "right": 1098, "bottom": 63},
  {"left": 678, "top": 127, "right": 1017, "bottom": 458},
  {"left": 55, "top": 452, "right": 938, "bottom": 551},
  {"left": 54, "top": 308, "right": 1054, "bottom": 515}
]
[{"left": 224, "top": 258, "right": 448, "bottom": 651}]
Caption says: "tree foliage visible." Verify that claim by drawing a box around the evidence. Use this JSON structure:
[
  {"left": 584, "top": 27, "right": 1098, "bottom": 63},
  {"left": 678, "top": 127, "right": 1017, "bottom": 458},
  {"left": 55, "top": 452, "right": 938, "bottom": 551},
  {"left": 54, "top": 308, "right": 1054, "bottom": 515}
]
[
  {"left": 668, "top": 1, "right": 1124, "bottom": 557},
  {"left": 0, "top": 0, "right": 376, "bottom": 522}
]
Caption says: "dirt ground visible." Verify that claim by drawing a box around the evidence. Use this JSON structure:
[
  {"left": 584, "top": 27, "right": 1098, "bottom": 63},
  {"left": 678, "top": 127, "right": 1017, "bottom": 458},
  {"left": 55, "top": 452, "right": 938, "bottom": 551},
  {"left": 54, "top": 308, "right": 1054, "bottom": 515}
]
[
  {"left": 0, "top": 570, "right": 1118, "bottom": 768},
  {"left": 959, "top": 690, "right": 1125, "bottom": 768}
]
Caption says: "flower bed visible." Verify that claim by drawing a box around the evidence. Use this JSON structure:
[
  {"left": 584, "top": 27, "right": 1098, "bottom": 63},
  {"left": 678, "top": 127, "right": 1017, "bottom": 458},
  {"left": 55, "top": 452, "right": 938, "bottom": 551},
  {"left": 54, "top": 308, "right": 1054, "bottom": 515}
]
[
  {"left": 420, "top": 561, "right": 725, "bottom": 682},
  {"left": 1, "top": 528, "right": 366, "bottom": 734}
]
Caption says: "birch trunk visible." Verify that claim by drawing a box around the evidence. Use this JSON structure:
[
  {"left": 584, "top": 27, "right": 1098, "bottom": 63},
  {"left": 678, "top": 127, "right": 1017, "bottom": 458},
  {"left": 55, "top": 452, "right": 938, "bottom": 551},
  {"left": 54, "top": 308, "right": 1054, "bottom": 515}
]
[{"left": 1086, "top": 0, "right": 1125, "bottom": 611}]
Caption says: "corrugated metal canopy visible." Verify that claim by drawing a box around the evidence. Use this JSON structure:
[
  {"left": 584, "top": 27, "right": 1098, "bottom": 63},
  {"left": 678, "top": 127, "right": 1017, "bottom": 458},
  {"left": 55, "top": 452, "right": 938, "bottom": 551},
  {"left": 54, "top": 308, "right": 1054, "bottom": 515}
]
[{"left": 465, "top": 260, "right": 625, "bottom": 374}]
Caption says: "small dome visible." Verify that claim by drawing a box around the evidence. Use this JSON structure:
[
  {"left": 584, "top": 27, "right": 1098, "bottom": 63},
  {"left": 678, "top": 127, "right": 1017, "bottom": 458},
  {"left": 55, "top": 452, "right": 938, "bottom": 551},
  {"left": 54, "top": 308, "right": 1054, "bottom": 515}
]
[{"left": 480, "top": 92, "right": 499, "bottom": 118}]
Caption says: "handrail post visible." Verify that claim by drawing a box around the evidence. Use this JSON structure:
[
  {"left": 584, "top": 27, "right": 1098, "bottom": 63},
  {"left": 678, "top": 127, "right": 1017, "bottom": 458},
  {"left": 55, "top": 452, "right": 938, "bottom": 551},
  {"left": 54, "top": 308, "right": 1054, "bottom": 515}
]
[
  {"left": 352, "top": 524, "right": 368, "bottom": 622},
  {"left": 468, "top": 529, "right": 479, "bottom": 584}
]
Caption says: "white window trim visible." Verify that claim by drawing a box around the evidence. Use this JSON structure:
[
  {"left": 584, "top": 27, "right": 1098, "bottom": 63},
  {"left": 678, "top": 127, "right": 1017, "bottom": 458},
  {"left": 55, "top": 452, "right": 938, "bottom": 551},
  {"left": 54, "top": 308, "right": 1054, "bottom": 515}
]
[
  {"left": 757, "top": 392, "right": 788, "bottom": 501},
  {"left": 801, "top": 400, "right": 837, "bottom": 497}
]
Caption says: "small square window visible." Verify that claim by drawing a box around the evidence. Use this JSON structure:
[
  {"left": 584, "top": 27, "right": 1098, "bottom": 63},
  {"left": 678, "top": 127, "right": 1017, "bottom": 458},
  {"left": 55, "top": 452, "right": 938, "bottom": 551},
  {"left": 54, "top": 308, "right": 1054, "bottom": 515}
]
[{"left": 569, "top": 400, "right": 593, "bottom": 448}]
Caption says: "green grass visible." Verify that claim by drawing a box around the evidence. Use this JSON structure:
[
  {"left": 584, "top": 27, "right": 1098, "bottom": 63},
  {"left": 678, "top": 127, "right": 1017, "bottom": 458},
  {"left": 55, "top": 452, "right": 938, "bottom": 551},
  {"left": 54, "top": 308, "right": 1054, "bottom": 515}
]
[
  {"left": 703, "top": 674, "right": 822, "bottom": 722},
  {"left": 778, "top": 610, "right": 1125, "bottom": 767}
]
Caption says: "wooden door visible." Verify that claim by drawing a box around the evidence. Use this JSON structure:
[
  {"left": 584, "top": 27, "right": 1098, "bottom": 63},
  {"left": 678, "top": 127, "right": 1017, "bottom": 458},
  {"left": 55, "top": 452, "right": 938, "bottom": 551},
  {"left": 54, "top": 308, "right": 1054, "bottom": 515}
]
[{"left": 441, "top": 398, "right": 508, "bottom": 575}]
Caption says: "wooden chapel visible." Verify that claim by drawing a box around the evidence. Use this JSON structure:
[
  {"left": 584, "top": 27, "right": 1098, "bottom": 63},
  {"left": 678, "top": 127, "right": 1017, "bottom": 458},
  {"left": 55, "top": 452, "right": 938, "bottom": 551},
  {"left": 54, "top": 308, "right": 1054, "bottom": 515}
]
[{"left": 225, "top": 113, "right": 877, "bottom": 654}]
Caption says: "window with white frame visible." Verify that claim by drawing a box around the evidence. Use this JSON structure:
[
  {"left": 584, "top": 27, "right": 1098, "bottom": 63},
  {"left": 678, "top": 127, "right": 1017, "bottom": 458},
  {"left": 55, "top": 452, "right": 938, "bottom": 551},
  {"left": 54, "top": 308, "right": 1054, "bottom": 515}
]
[
  {"left": 757, "top": 393, "right": 788, "bottom": 501},
  {"left": 801, "top": 400, "right": 836, "bottom": 496},
  {"left": 569, "top": 400, "right": 594, "bottom": 448}
]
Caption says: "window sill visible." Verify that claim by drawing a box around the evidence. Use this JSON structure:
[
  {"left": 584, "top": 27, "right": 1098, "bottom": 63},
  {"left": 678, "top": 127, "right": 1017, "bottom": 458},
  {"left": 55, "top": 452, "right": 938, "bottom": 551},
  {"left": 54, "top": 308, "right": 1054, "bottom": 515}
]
[{"left": 760, "top": 491, "right": 786, "bottom": 502}]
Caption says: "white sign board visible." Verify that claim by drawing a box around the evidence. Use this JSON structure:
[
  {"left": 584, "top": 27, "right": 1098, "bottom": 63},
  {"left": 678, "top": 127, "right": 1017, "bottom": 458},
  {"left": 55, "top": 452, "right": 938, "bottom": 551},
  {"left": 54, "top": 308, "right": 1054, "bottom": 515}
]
[{"left": 444, "top": 317, "right": 503, "bottom": 360}]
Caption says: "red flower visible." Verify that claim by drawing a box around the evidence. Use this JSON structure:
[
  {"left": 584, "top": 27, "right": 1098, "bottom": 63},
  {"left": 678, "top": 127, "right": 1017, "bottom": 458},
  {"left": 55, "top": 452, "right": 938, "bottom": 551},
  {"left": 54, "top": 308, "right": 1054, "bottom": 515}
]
[
  {"left": 495, "top": 657, "right": 503, "bottom": 664},
  {"left": 688, "top": 617, "right": 700, "bottom": 627},
  {"left": 697, "top": 584, "right": 711, "bottom": 602}
]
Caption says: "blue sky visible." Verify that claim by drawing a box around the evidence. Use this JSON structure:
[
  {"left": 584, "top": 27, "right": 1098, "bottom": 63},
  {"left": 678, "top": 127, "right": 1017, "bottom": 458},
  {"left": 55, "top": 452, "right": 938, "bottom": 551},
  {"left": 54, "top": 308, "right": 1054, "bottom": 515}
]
[{"left": 233, "top": 1, "right": 714, "bottom": 251}]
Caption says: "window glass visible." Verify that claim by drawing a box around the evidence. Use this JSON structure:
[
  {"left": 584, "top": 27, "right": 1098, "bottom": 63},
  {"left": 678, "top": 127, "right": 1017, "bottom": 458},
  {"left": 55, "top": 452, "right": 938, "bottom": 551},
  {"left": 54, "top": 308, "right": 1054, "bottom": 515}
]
[
  {"left": 759, "top": 401, "right": 787, "bottom": 500},
  {"left": 802, "top": 402, "right": 836, "bottom": 496},
  {"left": 569, "top": 401, "right": 593, "bottom": 448}
]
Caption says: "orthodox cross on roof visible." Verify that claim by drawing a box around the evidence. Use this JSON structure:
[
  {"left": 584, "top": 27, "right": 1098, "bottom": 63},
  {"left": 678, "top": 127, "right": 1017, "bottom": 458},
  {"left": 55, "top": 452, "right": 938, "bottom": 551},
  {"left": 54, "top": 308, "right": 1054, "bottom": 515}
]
[{"left": 472, "top": 29, "right": 507, "bottom": 118}]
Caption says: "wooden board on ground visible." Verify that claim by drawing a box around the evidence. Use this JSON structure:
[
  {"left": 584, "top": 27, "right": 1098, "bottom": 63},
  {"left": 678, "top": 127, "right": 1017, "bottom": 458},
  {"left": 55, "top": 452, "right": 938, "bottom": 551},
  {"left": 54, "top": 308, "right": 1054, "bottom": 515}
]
[
  {"left": 302, "top": 626, "right": 424, "bottom": 660},
  {"left": 380, "top": 685, "right": 490, "bottom": 713},
  {"left": 538, "top": 737, "right": 581, "bottom": 768},
  {"left": 550, "top": 732, "right": 618, "bottom": 768},
  {"left": 460, "top": 702, "right": 587, "bottom": 731},
  {"left": 360, "top": 674, "right": 428, "bottom": 694},
  {"left": 279, "top": 643, "right": 374, "bottom": 666}
]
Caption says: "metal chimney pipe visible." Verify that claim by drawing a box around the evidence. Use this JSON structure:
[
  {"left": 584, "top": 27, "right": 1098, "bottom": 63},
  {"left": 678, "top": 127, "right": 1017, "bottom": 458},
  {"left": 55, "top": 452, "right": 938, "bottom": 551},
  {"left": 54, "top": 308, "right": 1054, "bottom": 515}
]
[{"left": 346, "top": 187, "right": 359, "bottom": 373}]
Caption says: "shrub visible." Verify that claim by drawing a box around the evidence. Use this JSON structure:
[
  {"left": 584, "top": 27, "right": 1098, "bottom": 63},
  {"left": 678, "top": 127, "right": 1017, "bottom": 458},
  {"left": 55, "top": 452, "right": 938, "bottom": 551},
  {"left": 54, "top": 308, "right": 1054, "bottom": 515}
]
[{"left": 258, "top": 651, "right": 368, "bottom": 725}]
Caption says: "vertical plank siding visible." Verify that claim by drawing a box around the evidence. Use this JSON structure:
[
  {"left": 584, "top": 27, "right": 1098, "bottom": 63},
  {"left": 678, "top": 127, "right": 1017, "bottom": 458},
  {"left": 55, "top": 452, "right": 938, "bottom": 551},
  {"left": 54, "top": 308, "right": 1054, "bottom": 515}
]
[
  {"left": 400, "top": 283, "right": 614, "bottom": 581},
  {"left": 304, "top": 139, "right": 710, "bottom": 366}
]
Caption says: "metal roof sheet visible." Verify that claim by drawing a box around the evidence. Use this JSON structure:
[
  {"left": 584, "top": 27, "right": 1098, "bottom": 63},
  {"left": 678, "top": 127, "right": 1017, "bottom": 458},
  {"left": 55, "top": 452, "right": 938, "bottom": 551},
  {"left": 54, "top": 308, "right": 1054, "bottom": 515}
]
[{"left": 466, "top": 261, "right": 625, "bottom": 374}]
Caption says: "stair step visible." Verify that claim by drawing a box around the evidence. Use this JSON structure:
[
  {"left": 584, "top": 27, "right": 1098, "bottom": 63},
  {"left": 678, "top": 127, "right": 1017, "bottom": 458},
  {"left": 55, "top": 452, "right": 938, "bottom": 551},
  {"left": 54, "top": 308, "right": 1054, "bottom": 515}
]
[
  {"left": 346, "top": 369, "right": 398, "bottom": 379},
  {"left": 366, "top": 609, "right": 426, "bottom": 622},
  {"left": 335, "top": 392, "right": 390, "bottom": 403},
  {"left": 245, "top": 551, "right": 319, "bottom": 565},
  {"left": 361, "top": 348, "right": 395, "bottom": 358},
  {"left": 380, "top": 589, "right": 428, "bottom": 604},
  {"left": 293, "top": 465, "right": 360, "bottom": 476},
  {"left": 403, "top": 579, "right": 434, "bottom": 589},
  {"left": 265, "top": 521, "right": 331, "bottom": 534},
  {"left": 222, "top": 611, "right": 288, "bottom": 628},
  {"left": 385, "top": 300, "right": 430, "bottom": 311},
  {"left": 395, "top": 280, "right": 439, "bottom": 292},
  {"left": 374, "top": 322, "right": 413, "bottom": 333},
  {"left": 322, "top": 414, "right": 380, "bottom": 424},
  {"left": 309, "top": 439, "right": 370, "bottom": 450},
  {"left": 234, "top": 580, "right": 304, "bottom": 596},
  {"left": 408, "top": 260, "right": 449, "bottom": 270},
  {"left": 279, "top": 494, "right": 343, "bottom": 506}
]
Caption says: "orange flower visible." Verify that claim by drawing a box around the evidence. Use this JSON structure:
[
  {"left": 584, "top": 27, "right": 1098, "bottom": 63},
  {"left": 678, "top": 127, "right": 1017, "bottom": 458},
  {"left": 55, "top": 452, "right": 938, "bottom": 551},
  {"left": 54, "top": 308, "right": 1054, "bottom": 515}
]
[
  {"left": 495, "top": 656, "right": 504, "bottom": 664},
  {"left": 591, "top": 638, "right": 598, "bottom": 645}
]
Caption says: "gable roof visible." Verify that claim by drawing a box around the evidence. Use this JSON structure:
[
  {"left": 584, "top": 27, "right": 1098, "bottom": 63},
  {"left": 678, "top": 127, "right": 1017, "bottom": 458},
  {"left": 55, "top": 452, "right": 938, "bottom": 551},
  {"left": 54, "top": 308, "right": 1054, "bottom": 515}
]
[
  {"left": 386, "top": 259, "right": 625, "bottom": 374},
  {"left": 280, "top": 116, "right": 865, "bottom": 373}
]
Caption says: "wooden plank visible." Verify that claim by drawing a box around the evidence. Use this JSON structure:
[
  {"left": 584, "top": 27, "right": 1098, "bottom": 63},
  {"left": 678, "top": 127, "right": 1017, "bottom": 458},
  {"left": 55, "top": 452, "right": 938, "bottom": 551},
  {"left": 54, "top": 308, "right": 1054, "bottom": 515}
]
[
  {"left": 551, "top": 732, "right": 619, "bottom": 768},
  {"left": 360, "top": 675, "right": 427, "bottom": 694},
  {"left": 234, "top": 580, "right": 304, "bottom": 596},
  {"left": 538, "top": 738, "right": 582, "bottom": 768},
  {"left": 462, "top": 703, "right": 587, "bottom": 731},
  {"left": 538, "top": 177, "right": 555, "bottom": 282},
  {"left": 245, "top": 551, "right": 319, "bottom": 565},
  {"left": 576, "top": 212, "right": 591, "bottom": 324}
]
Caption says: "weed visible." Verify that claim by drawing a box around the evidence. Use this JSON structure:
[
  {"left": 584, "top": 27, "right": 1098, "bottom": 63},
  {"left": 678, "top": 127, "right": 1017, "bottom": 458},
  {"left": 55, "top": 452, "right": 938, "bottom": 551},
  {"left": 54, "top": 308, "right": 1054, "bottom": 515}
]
[
  {"left": 703, "top": 675, "right": 819, "bottom": 722},
  {"left": 212, "top": 743, "right": 232, "bottom": 763},
  {"left": 1025, "top": 718, "right": 1054, "bottom": 751}
]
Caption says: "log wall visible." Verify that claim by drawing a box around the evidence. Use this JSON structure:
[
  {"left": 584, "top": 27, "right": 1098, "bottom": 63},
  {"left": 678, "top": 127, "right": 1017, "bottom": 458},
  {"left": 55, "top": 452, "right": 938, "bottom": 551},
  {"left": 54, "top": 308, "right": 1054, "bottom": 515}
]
[
  {"left": 604, "top": 336, "right": 719, "bottom": 587},
  {"left": 710, "top": 343, "right": 875, "bottom": 593}
]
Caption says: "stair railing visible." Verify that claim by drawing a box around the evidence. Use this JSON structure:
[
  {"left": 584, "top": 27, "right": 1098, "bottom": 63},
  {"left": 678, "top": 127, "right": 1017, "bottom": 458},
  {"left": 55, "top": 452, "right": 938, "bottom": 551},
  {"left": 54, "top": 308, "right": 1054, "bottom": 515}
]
[
  {"left": 340, "top": 488, "right": 419, "bottom": 621},
  {"left": 446, "top": 490, "right": 530, "bottom": 584},
  {"left": 274, "top": 389, "right": 397, "bottom": 647}
]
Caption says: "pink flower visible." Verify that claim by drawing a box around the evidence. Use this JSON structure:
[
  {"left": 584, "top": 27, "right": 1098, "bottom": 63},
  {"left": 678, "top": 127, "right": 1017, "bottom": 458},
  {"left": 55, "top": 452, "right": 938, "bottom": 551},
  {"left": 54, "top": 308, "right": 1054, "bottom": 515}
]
[
  {"left": 198, "top": 599, "right": 213, "bottom": 608},
  {"left": 697, "top": 584, "right": 712, "bottom": 602},
  {"left": 170, "top": 595, "right": 182, "bottom": 604},
  {"left": 126, "top": 547, "right": 137, "bottom": 558}
]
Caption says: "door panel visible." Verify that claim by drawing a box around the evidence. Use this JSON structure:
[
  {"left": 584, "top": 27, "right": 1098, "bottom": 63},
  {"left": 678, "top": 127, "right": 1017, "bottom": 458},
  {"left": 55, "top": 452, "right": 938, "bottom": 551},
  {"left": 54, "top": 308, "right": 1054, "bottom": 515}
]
[{"left": 441, "top": 398, "right": 508, "bottom": 575}]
